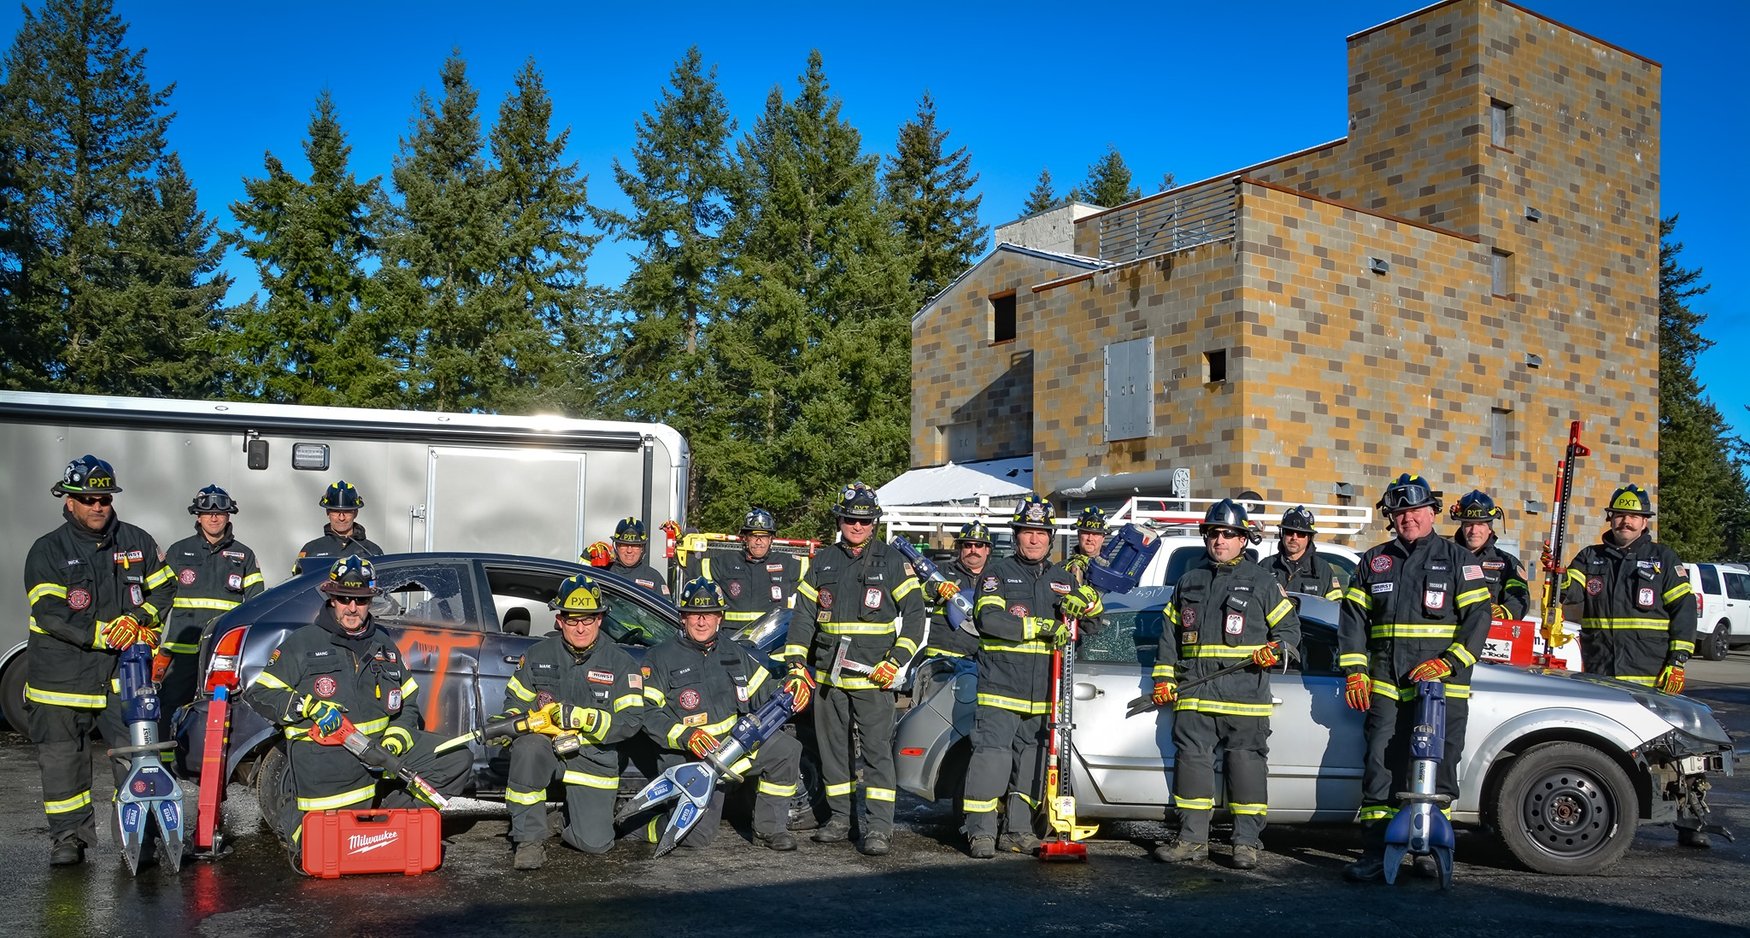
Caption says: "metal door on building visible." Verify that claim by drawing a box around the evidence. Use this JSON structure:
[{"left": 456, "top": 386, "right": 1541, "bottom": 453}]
[{"left": 425, "top": 447, "right": 586, "bottom": 561}]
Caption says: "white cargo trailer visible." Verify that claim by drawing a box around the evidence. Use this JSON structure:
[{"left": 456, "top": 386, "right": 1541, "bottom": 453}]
[{"left": 0, "top": 390, "right": 688, "bottom": 730}]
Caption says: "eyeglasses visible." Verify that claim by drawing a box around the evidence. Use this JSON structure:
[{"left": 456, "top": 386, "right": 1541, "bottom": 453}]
[
  {"left": 1205, "top": 529, "right": 1246, "bottom": 541},
  {"left": 331, "top": 596, "right": 371, "bottom": 607},
  {"left": 559, "top": 613, "right": 602, "bottom": 624},
  {"left": 840, "top": 518, "right": 874, "bottom": 527},
  {"left": 73, "top": 495, "right": 113, "bottom": 507}
]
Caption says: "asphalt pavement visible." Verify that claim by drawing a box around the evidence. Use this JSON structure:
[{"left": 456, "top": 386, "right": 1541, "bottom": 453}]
[{"left": 4, "top": 654, "right": 1749, "bottom": 938}]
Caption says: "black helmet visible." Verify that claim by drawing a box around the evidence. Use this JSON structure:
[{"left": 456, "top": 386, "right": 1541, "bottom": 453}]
[
  {"left": 1607, "top": 484, "right": 1654, "bottom": 517},
  {"left": 1075, "top": 506, "right": 1107, "bottom": 533},
  {"left": 677, "top": 577, "right": 727, "bottom": 613},
  {"left": 1378, "top": 472, "right": 1441, "bottom": 514},
  {"left": 830, "top": 483, "right": 882, "bottom": 521},
  {"left": 53, "top": 455, "right": 122, "bottom": 496},
  {"left": 319, "top": 481, "right": 364, "bottom": 511},
  {"left": 1449, "top": 490, "right": 1501, "bottom": 523},
  {"left": 1201, "top": 498, "right": 1262, "bottom": 545},
  {"left": 550, "top": 574, "right": 606, "bottom": 615},
  {"left": 613, "top": 517, "right": 649, "bottom": 545},
  {"left": 1279, "top": 505, "right": 1317, "bottom": 536},
  {"left": 1009, "top": 494, "right": 1055, "bottom": 532},
  {"left": 955, "top": 520, "right": 994, "bottom": 545},
  {"left": 740, "top": 507, "right": 777, "bottom": 536},
  {"left": 318, "top": 555, "right": 379, "bottom": 599},
  {"left": 189, "top": 484, "right": 239, "bottom": 515}
]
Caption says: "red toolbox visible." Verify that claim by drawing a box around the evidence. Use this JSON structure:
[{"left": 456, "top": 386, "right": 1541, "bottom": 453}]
[
  {"left": 1481, "top": 618, "right": 1536, "bottom": 666},
  {"left": 301, "top": 808, "right": 442, "bottom": 878}
]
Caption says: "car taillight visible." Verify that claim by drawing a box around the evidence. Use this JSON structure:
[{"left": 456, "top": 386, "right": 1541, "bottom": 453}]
[
  {"left": 1696, "top": 594, "right": 1704, "bottom": 617},
  {"left": 204, "top": 625, "right": 249, "bottom": 693}
]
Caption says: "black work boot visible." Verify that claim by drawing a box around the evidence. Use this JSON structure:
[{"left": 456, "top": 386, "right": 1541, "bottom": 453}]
[
  {"left": 968, "top": 835, "right": 996, "bottom": 859},
  {"left": 513, "top": 842, "right": 546, "bottom": 871},
  {"left": 757, "top": 831, "right": 798, "bottom": 852},
  {"left": 811, "top": 818, "right": 851, "bottom": 843},
  {"left": 1154, "top": 840, "right": 1208, "bottom": 863},
  {"left": 49, "top": 841, "right": 84, "bottom": 866},
  {"left": 1343, "top": 853, "right": 1386, "bottom": 882},
  {"left": 860, "top": 830, "right": 892, "bottom": 856}
]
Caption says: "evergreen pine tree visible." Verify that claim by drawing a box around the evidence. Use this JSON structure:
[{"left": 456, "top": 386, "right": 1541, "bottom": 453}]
[
  {"left": 227, "top": 91, "right": 385, "bottom": 404},
  {"left": 884, "top": 91, "right": 984, "bottom": 301},
  {"left": 1079, "top": 146, "right": 1141, "bottom": 207},
  {"left": 1021, "top": 168, "right": 1059, "bottom": 215}
]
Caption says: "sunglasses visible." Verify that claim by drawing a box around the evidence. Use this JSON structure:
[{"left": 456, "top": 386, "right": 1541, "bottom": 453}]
[
  {"left": 840, "top": 518, "right": 875, "bottom": 527},
  {"left": 1205, "top": 529, "right": 1246, "bottom": 541},
  {"left": 73, "top": 494, "right": 114, "bottom": 507},
  {"left": 331, "top": 596, "right": 371, "bottom": 607}
]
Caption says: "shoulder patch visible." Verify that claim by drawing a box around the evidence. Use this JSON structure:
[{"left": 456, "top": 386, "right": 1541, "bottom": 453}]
[
  {"left": 1370, "top": 555, "right": 1393, "bottom": 574},
  {"left": 982, "top": 576, "right": 1000, "bottom": 593},
  {"left": 1462, "top": 565, "right": 1484, "bottom": 581}
]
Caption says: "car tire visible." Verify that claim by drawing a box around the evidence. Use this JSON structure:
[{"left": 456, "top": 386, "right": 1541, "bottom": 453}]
[
  {"left": 0, "top": 655, "right": 28, "bottom": 733},
  {"left": 1703, "top": 623, "right": 1731, "bottom": 661},
  {"left": 1492, "top": 741, "right": 1637, "bottom": 875},
  {"left": 255, "top": 743, "right": 292, "bottom": 834}
]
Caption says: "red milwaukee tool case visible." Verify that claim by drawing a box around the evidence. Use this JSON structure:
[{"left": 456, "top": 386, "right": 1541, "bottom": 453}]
[{"left": 301, "top": 808, "right": 443, "bottom": 878}]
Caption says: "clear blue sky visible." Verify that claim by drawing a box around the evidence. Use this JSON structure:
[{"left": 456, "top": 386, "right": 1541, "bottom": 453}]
[{"left": 6, "top": 1, "right": 1744, "bottom": 438}]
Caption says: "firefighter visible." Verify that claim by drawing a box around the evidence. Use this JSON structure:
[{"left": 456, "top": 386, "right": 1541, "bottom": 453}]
[
  {"left": 964, "top": 494, "right": 1103, "bottom": 858},
  {"left": 1266, "top": 506, "right": 1344, "bottom": 600},
  {"left": 1339, "top": 473, "right": 1492, "bottom": 882},
  {"left": 1063, "top": 507, "right": 1108, "bottom": 587},
  {"left": 643, "top": 578, "right": 810, "bottom": 851},
  {"left": 23, "top": 455, "right": 177, "bottom": 865},
  {"left": 784, "top": 482, "right": 925, "bottom": 856},
  {"left": 700, "top": 506, "right": 808, "bottom": 627},
  {"left": 246, "top": 556, "right": 471, "bottom": 858},
  {"left": 1151, "top": 500, "right": 1299, "bottom": 868},
  {"left": 501, "top": 574, "right": 646, "bottom": 869},
  {"left": 157, "top": 484, "right": 266, "bottom": 721},
  {"left": 292, "top": 480, "right": 383, "bottom": 575},
  {"left": 595, "top": 517, "right": 670, "bottom": 598},
  {"left": 1551, "top": 483, "right": 1704, "bottom": 844},
  {"left": 1449, "top": 490, "right": 1530, "bottom": 620},
  {"left": 920, "top": 521, "right": 993, "bottom": 659}
]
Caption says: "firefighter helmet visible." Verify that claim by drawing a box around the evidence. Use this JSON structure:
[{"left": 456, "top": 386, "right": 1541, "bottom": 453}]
[
  {"left": 1378, "top": 473, "right": 1441, "bottom": 514},
  {"left": 678, "top": 577, "right": 727, "bottom": 613},
  {"left": 318, "top": 555, "right": 379, "bottom": 599},
  {"left": 740, "top": 507, "right": 777, "bottom": 536},
  {"left": 955, "top": 520, "right": 994, "bottom": 545},
  {"left": 53, "top": 455, "right": 122, "bottom": 497},
  {"left": 319, "top": 481, "right": 364, "bottom": 511},
  {"left": 1449, "top": 490, "right": 1502, "bottom": 523},
  {"left": 830, "top": 483, "right": 882, "bottom": 521},
  {"left": 1075, "top": 506, "right": 1108, "bottom": 533},
  {"left": 1201, "top": 498, "right": 1262, "bottom": 545},
  {"left": 550, "top": 574, "right": 606, "bottom": 615},
  {"left": 189, "top": 484, "right": 239, "bottom": 515},
  {"left": 612, "top": 517, "right": 649, "bottom": 545},
  {"left": 1279, "top": 505, "right": 1317, "bottom": 536},
  {"left": 1009, "top": 494, "right": 1055, "bottom": 532},
  {"left": 1607, "top": 484, "right": 1654, "bottom": 517}
]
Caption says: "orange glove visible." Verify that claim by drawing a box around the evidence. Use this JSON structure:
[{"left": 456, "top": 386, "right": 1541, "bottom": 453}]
[
  {"left": 783, "top": 666, "right": 816, "bottom": 712},
  {"left": 103, "top": 615, "right": 158, "bottom": 649},
  {"left": 1657, "top": 665, "right": 1685, "bottom": 695},
  {"left": 686, "top": 728, "right": 721, "bottom": 759},
  {"left": 1490, "top": 603, "right": 1512, "bottom": 621},
  {"left": 1151, "top": 681, "right": 1177, "bottom": 706},
  {"left": 1539, "top": 540, "right": 1557, "bottom": 575},
  {"left": 585, "top": 541, "right": 613, "bottom": 567},
  {"left": 1251, "top": 641, "right": 1281, "bottom": 668},
  {"left": 1407, "top": 657, "right": 1453, "bottom": 683},
  {"left": 870, "top": 658, "right": 901, "bottom": 689},
  {"left": 1345, "top": 673, "right": 1371, "bottom": 711},
  {"left": 934, "top": 580, "right": 961, "bottom": 602}
]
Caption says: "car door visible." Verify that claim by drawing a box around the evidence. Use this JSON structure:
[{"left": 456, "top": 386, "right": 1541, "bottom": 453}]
[
  {"left": 370, "top": 558, "right": 484, "bottom": 737},
  {"left": 1721, "top": 568, "right": 1750, "bottom": 639},
  {"left": 1261, "top": 616, "right": 1367, "bottom": 822},
  {"left": 1072, "top": 601, "right": 1174, "bottom": 808}
]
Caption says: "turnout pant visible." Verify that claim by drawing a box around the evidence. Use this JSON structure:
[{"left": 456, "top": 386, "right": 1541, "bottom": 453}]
[
  {"left": 28, "top": 700, "right": 128, "bottom": 847},
  {"left": 1358, "top": 693, "right": 1469, "bottom": 852},
  {"left": 653, "top": 731, "right": 803, "bottom": 846},
  {"left": 273, "top": 729, "right": 472, "bottom": 847},
  {"left": 1171, "top": 710, "right": 1271, "bottom": 847},
  {"left": 506, "top": 734, "right": 620, "bottom": 853},
  {"left": 962, "top": 705, "right": 1046, "bottom": 840},
  {"left": 813, "top": 685, "right": 897, "bottom": 834}
]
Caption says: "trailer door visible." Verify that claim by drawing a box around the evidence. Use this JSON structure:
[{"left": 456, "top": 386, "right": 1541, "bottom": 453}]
[{"left": 426, "top": 448, "right": 584, "bottom": 561}]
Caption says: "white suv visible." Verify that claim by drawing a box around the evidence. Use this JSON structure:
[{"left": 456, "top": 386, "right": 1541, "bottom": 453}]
[{"left": 1683, "top": 562, "right": 1750, "bottom": 660}]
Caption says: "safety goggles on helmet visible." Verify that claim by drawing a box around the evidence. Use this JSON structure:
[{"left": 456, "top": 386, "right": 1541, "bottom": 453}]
[
  {"left": 831, "top": 483, "right": 882, "bottom": 520},
  {"left": 677, "top": 576, "right": 726, "bottom": 613},
  {"left": 189, "top": 484, "right": 239, "bottom": 515},
  {"left": 740, "top": 507, "right": 777, "bottom": 536},
  {"left": 53, "top": 454, "right": 123, "bottom": 497},
  {"left": 1379, "top": 473, "right": 1439, "bottom": 513}
]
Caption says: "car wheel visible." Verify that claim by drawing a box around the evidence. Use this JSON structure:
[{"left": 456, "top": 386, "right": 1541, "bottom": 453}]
[
  {"left": 1492, "top": 741, "right": 1637, "bottom": 875},
  {"left": 255, "top": 743, "right": 292, "bottom": 834},
  {"left": 1703, "top": 623, "right": 1731, "bottom": 661},
  {"left": 0, "top": 656, "right": 28, "bottom": 733}
]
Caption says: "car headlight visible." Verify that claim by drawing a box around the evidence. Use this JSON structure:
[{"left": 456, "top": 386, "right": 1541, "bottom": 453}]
[{"left": 1631, "top": 689, "right": 1731, "bottom": 745}]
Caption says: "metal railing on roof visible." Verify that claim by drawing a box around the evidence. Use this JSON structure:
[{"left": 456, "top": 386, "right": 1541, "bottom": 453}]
[{"left": 1095, "top": 179, "right": 1238, "bottom": 263}]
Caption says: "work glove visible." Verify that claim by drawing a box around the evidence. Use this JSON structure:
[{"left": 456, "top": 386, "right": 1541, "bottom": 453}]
[
  {"left": 1344, "top": 673, "right": 1372, "bottom": 711},
  {"left": 1063, "top": 553, "right": 1091, "bottom": 577},
  {"left": 585, "top": 541, "right": 613, "bottom": 567},
  {"left": 1407, "top": 657, "right": 1453, "bottom": 683},
  {"left": 102, "top": 615, "right": 158, "bottom": 650},
  {"left": 380, "top": 725, "right": 413, "bottom": 757},
  {"left": 1490, "top": 603, "right": 1512, "bottom": 621},
  {"left": 782, "top": 666, "right": 816, "bottom": 712},
  {"left": 931, "top": 580, "right": 961, "bottom": 602},
  {"left": 1251, "top": 641, "right": 1281, "bottom": 668},
  {"left": 1027, "top": 617, "right": 1071, "bottom": 647},
  {"left": 1657, "top": 664, "right": 1685, "bottom": 695},
  {"left": 483, "top": 713, "right": 517, "bottom": 747},
  {"left": 298, "top": 695, "right": 346, "bottom": 736},
  {"left": 870, "top": 658, "right": 901, "bottom": 689},
  {"left": 151, "top": 648, "right": 173, "bottom": 684},
  {"left": 686, "top": 728, "right": 721, "bottom": 760},
  {"left": 1060, "top": 585, "right": 1103, "bottom": 619},
  {"left": 1539, "top": 540, "right": 1557, "bottom": 575},
  {"left": 555, "top": 705, "right": 608, "bottom": 738},
  {"left": 1151, "top": 681, "right": 1177, "bottom": 706}
]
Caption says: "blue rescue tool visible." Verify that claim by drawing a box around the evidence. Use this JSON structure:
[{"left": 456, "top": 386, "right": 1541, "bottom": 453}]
[
  {"left": 1085, "top": 524, "right": 1161, "bottom": 593},
  {"left": 891, "top": 537, "right": 976, "bottom": 633},
  {"left": 1382, "top": 680, "right": 1455, "bottom": 888},
  {"left": 111, "top": 643, "right": 187, "bottom": 873},
  {"left": 616, "top": 685, "right": 801, "bottom": 857}
]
